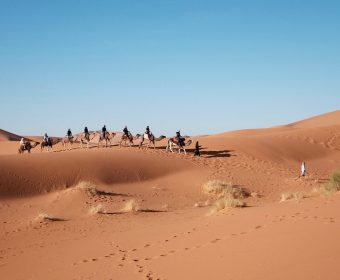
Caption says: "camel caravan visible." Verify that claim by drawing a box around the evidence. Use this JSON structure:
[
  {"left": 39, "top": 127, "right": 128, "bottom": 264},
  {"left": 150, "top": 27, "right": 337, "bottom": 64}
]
[{"left": 18, "top": 125, "right": 193, "bottom": 155}]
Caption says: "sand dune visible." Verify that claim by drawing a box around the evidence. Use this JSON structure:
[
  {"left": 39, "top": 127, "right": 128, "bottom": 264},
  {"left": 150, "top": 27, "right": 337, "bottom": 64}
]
[
  {"left": 0, "top": 129, "right": 32, "bottom": 142},
  {"left": 0, "top": 149, "right": 204, "bottom": 197},
  {"left": 1, "top": 111, "right": 340, "bottom": 280}
]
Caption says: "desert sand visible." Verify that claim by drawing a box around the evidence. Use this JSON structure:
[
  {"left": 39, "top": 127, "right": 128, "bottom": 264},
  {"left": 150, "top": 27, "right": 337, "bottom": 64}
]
[{"left": 1, "top": 111, "right": 340, "bottom": 280}]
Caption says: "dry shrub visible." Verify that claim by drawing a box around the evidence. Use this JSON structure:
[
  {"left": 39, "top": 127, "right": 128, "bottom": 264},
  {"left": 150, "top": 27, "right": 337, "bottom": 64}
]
[
  {"left": 203, "top": 180, "right": 247, "bottom": 214},
  {"left": 208, "top": 197, "right": 246, "bottom": 215},
  {"left": 67, "top": 181, "right": 99, "bottom": 196},
  {"left": 280, "top": 192, "right": 305, "bottom": 202},
  {"left": 202, "top": 180, "right": 248, "bottom": 199},
  {"left": 323, "top": 170, "right": 340, "bottom": 193},
  {"left": 88, "top": 204, "right": 106, "bottom": 215},
  {"left": 121, "top": 199, "right": 140, "bottom": 213},
  {"left": 35, "top": 213, "right": 60, "bottom": 222}
]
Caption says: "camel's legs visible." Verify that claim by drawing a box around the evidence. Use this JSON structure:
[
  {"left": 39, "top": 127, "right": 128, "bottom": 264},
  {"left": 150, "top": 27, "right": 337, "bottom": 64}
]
[{"left": 169, "top": 142, "right": 174, "bottom": 153}]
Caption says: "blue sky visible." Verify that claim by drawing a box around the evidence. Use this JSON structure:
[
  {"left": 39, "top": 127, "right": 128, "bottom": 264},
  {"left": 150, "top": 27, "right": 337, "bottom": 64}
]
[{"left": 0, "top": 0, "right": 339, "bottom": 136}]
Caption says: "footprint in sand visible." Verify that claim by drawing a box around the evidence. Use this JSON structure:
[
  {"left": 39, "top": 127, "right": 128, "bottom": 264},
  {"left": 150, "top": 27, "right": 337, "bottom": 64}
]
[{"left": 211, "top": 238, "right": 221, "bottom": 243}]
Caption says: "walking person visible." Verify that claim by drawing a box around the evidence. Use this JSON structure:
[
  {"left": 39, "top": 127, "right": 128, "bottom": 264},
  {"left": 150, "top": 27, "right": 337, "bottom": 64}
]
[
  {"left": 194, "top": 141, "right": 201, "bottom": 156},
  {"left": 301, "top": 161, "right": 306, "bottom": 177}
]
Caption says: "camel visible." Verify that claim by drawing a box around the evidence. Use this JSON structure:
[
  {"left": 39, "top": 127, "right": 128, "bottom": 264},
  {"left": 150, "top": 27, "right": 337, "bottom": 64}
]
[
  {"left": 119, "top": 132, "right": 140, "bottom": 147},
  {"left": 18, "top": 141, "right": 40, "bottom": 154},
  {"left": 98, "top": 132, "right": 116, "bottom": 148},
  {"left": 166, "top": 137, "right": 192, "bottom": 154},
  {"left": 139, "top": 133, "right": 166, "bottom": 149},
  {"left": 62, "top": 136, "right": 75, "bottom": 151},
  {"left": 40, "top": 137, "right": 62, "bottom": 152},
  {"left": 79, "top": 132, "right": 96, "bottom": 149}
]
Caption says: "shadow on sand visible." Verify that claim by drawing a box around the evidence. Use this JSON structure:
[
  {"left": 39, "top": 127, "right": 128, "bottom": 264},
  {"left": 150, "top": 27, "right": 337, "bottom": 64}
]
[
  {"left": 96, "top": 190, "right": 131, "bottom": 197},
  {"left": 99, "top": 209, "right": 167, "bottom": 215}
]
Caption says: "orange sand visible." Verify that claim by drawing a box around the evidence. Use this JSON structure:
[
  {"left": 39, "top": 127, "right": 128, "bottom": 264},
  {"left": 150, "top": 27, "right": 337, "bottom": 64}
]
[{"left": 1, "top": 111, "right": 340, "bottom": 279}]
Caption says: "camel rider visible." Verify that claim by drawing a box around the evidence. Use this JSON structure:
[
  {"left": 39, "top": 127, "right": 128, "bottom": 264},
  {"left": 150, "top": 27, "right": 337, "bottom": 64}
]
[
  {"left": 145, "top": 126, "right": 151, "bottom": 136},
  {"left": 102, "top": 125, "right": 107, "bottom": 138},
  {"left": 176, "top": 131, "right": 184, "bottom": 145},
  {"left": 43, "top": 133, "right": 49, "bottom": 143},
  {"left": 123, "top": 126, "right": 129, "bottom": 137},
  {"left": 67, "top": 129, "right": 73, "bottom": 139},
  {"left": 20, "top": 137, "right": 26, "bottom": 149},
  {"left": 84, "top": 126, "right": 90, "bottom": 139}
]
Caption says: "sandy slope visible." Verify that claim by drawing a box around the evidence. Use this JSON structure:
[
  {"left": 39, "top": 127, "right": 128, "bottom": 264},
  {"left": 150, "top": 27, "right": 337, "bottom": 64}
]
[
  {"left": 1, "top": 111, "right": 340, "bottom": 280},
  {"left": 0, "top": 129, "right": 26, "bottom": 142}
]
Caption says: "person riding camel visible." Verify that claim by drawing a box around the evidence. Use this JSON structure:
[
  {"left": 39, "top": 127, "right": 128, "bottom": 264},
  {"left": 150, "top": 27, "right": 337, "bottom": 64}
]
[
  {"left": 123, "top": 126, "right": 129, "bottom": 137},
  {"left": 67, "top": 129, "right": 73, "bottom": 140},
  {"left": 20, "top": 137, "right": 26, "bottom": 150},
  {"left": 176, "top": 131, "right": 182, "bottom": 145},
  {"left": 176, "top": 131, "right": 185, "bottom": 146},
  {"left": 43, "top": 133, "right": 49, "bottom": 144},
  {"left": 145, "top": 126, "right": 151, "bottom": 136},
  {"left": 102, "top": 125, "right": 107, "bottom": 138},
  {"left": 84, "top": 127, "right": 89, "bottom": 140}
]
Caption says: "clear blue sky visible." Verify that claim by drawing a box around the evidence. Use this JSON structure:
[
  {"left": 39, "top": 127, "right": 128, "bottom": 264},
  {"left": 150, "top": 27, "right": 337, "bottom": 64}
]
[{"left": 0, "top": 0, "right": 339, "bottom": 136}]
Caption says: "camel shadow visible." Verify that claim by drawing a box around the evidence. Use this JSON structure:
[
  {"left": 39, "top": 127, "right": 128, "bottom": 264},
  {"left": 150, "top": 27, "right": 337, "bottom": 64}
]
[
  {"left": 200, "top": 149, "right": 235, "bottom": 158},
  {"left": 185, "top": 148, "right": 235, "bottom": 158}
]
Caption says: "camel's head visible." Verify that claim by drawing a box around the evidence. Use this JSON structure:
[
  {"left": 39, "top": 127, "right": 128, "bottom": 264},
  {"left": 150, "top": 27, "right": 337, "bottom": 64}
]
[{"left": 31, "top": 141, "right": 40, "bottom": 148}]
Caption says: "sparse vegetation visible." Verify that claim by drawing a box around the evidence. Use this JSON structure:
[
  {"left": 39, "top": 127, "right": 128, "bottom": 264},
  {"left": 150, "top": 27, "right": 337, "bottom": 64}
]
[
  {"left": 207, "top": 197, "right": 246, "bottom": 215},
  {"left": 280, "top": 192, "right": 305, "bottom": 202},
  {"left": 202, "top": 180, "right": 248, "bottom": 199},
  {"left": 71, "top": 181, "right": 99, "bottom": 196},
  {"left": 313, "top": 171, "right": 340, "bottom": 195},
  {"left": 323, "top": 170, "right": 340, "bottom": 193},
  {"left": 121, "top": 199, "right": 140, "bottom": 213},
  {"left": 35, "top": 212, "right": 61, "bottom": 222},
  {"left": 203, "top": 180, "right": 248, "bottom": 214},
  {"left": 89, "top": 204, "right": 107, "bottom": 215}
]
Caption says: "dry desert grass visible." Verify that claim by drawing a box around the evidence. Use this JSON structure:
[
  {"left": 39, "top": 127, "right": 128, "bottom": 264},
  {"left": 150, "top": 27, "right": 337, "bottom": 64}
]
[
  {"left": 202, "top": 179, "right": 248, "bottom": 199},
  {"left": 72, "top": 181, "right": 99, "bottom": 196},
  {"left": 203, "top": 180, "right": 248, "bottom": 214},
  {"left": 324, "top": 170, "right": 340, "bottom": 193},
  {"left": 280, "top": 192, "right": 305, "bottom": 202},
  {"left": 35, "top": 212, "right": 63, "bottom": 222},
  {"left": 312, "top": 171, "right": 340, "bottom": 196},
  {"left": 121, "top": 199, "right": 140, "bottom": 213},
  {"left": 88, "top": 204, "right": 107, "bottom": 215}
]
